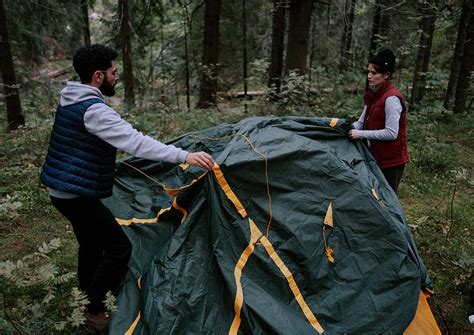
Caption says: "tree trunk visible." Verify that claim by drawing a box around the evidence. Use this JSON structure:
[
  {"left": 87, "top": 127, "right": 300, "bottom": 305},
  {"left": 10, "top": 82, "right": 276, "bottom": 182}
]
[
  {"left": 454, "top": 10, "right": 474, "bottom": 114},
  {"left": 308, "top": 9, "right": 317, "bottom": 83},
  {"left": 368, "top": 0, "right": 390, "bottom": 57},
  {"left": 119, "top": 0, "right": 135, "bottom": 109},
  {"left": 268, "top": 0, "right": 287, "bottom": 92},
  {"left": 80, "top": 0, "right": 91, "bottom": 45},
  {"left": 242, "top": 0, "right": 248, "bottom": 102},
  {"left": 444, "top": 0, "right": 472, "bottom": 110},
  {"left": 179, "top": 1, "right": 191, "bottom": 111},
  {"left": 159, "top": 0, "right": 166, "bottom": 104},
  {"left": 285, "top": 0, "right": 313, "bottom": 74},
  {"left": 0, "top": 0, "right": 24, "bottom": 131},
  {"left": 410, "top": 0, "right": 437, "bottom": 110},
  {"left": 197, "top": 0, "right": 222, "bottom": 108},
  {"left": 184, "top": 16, "right": 191, "bottom": 111},
  {"left": 366, "top": 0, "right": 390, "bottom": 91},
  {"left": 339, "top": 0, "right": 357, "bottom": 72}
]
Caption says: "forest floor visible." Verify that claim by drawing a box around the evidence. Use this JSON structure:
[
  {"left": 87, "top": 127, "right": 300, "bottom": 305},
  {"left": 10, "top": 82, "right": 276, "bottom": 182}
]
[{"left": 0, "top": 84, "right": 472, "bottom": 334}]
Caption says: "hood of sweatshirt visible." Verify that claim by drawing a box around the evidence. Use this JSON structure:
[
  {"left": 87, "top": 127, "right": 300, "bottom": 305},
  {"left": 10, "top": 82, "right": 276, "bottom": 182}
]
[{"left": 60, "top": 81, "right": 105, "bottom": 107}]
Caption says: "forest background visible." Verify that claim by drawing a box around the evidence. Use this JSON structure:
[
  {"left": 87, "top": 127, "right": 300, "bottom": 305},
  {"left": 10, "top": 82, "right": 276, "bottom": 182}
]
[{"left": 0, "top": 0, "right": 472, "bottom": 334}]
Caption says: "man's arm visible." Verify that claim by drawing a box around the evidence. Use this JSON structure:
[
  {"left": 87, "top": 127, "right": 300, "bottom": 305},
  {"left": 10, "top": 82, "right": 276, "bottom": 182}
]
[{"left": 84, "top": 104, "right": 214, "bottom": 170}]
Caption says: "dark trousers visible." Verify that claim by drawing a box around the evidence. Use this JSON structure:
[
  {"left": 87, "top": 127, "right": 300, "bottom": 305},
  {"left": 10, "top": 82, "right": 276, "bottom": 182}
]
[
  {"left": 50, "top": 196, "right": 132, "bottom": 313},
  {"left": 381, "top": 164, "right": 406, "bottom": 194}
]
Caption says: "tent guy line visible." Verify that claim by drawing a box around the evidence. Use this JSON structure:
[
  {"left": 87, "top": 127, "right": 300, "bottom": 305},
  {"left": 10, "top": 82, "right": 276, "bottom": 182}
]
[{"left": 119, "top": 131, "right": 276, "bottom": 237}]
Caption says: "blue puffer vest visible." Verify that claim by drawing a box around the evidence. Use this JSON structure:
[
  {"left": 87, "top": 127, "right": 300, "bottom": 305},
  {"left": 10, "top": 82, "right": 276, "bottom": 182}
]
[{"left": 40, "top": 98, "right": 117, "bottom": 198}]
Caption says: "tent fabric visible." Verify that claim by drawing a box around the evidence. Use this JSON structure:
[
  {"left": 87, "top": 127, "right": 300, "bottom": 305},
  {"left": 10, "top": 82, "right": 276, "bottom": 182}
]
[
  {"left": 404, "top": 292, "right": 441, "bottom": 335},
  {"left": 104, "top": 116, "right": 438, "bottom": 334}
]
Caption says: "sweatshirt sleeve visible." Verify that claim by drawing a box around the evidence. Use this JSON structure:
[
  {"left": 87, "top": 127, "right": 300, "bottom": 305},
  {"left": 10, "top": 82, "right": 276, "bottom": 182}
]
[
  {"left": 352, "top": 106, "right": 367, "bottom": 130},
  {"left": 84, "top": 103, "right": 188, "bottom": 163},
  {"left": 351, "top": 96, "right": 402, "bottom": 141}
]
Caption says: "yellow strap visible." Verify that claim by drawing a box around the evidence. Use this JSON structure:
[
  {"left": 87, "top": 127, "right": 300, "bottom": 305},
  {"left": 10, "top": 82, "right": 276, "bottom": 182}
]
[
  {"left": 229, "top": 219, "right": 262, "bottom": 335},
  {"left": 116, "top": 161, "right": 210, "bottom": 225},
  {"left": 164, "top": 170, "right": 209, "bottom": 196},
  {"left": 260, "top": 235, "right": 325, "bottom": 334},
  {"left": 116, "top": 207, "right": 171, "bottom": 226},
  {"left": 325, "top": 247, "right": 335, "bottom": 264},
  {"left": 214, "top": 166, "right": 324, "bottom": 334},
  {"left": 120, "top": 159, "right": 209, "bottom": 197},
  {"left": 322, "top": 202, "right": 335, "bottom": 264},
  {"left": 213, "top": 164, "right": 248, "bottom": 218},
  {"left": 371, "top": 188, "right": 385, "bottom": 207},
  {"left": 323, "top": 202, "right": 333, "bottom": 228},
  {"left": 125, "top": 311, "right": 141, "bottom": 335},
  {"left": 116, "top": 217, "right": 157, "bottom": 226},
  {"left": 125, "top": 277, "right": 143, "bottom": 335},
  {"left": 195, "top": 135, "right": 273, "bottom": 237},
  {"left": 172, "top": 197, "right": 188, "bottom": 224},
  {"left": 329, "top": 118, "right": 339, "bottom": 128}
]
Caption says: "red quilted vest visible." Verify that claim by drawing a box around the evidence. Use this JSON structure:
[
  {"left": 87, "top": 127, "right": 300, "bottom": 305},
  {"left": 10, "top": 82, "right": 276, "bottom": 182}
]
[{"left": 363, "top": 82, "right": 409, "bottom": 169}]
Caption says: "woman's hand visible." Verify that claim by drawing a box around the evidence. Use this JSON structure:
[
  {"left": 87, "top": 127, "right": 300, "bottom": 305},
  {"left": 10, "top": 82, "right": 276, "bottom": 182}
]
[
  {"left": 185, "top": 152, "right": 215, "bottom": 171},
  {"left": 349, "top": 129, "right": 360, "bottom": 140}
]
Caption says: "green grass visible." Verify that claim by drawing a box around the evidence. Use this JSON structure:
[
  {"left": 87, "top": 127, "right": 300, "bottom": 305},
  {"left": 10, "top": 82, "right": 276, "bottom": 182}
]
[
  {"left": 0, "top": 83, "right": 472, "bottom": 333},
  {"left": 399, "top": 109, "right": 474, "bottom": 333}
]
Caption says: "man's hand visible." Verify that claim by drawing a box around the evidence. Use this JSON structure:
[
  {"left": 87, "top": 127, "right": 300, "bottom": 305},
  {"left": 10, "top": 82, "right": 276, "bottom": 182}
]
[{"left": 185, "top": 152, "right": 215, "bottom": 171}]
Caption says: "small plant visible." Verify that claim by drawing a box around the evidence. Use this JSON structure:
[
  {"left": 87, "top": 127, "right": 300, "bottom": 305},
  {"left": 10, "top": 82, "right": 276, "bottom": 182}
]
[
  {"left": 0, "top": 194, "right": 22, "bottom": 218},
  {"left": 416, "top": 142, "right": 458, "bottom": 173},
  {"left": 0, "top": 239, "right": 88, "bottom": 333},
  {"left": 265, "top": 71, "right": 316, "bottom": 116},
  {"left": 408, "top": 103, "right": 459, "bottom": 174},
  {"left": 277, "top": 71, "right": 313, "bottom": 107},
  {"left": 445, "top": 168, "right": 470, "bottom": 240},
  {"left": 104, "top": 291, "right": 119, "bottom": 315}
]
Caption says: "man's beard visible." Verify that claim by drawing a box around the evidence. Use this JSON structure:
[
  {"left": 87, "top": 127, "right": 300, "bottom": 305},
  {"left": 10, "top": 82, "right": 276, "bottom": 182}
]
[{"left": 99, "top": 80, "right": 116, "bottom": 97}]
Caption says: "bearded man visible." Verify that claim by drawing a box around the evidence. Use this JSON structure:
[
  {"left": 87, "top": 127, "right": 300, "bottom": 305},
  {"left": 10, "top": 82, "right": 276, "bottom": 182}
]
[{"left": 40, "top": 44, "right": 214, "bottom": 329}]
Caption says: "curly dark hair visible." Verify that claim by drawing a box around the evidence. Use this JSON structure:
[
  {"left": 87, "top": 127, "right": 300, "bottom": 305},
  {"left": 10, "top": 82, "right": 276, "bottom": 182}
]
[{"left": 73, "top": 44, "right": 118, "bottom": 84}]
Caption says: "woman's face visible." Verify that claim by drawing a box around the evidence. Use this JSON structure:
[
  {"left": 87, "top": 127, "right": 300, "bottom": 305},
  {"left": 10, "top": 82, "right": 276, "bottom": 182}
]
[{"left": 367, "top": 63, "right": 390, "bottom": 89}]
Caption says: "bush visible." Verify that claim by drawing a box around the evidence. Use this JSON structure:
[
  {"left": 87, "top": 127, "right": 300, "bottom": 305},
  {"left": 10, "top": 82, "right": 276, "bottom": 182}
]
[
  {"left": 414, "top": 142, "right": 458, "bottom": 173},
  {"left": 0, "top": 239, "right": 88, "bottom": 333}
]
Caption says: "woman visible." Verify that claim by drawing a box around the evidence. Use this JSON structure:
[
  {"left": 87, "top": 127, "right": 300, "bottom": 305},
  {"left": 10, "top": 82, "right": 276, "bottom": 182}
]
[{"left": 349, "top": 48, "right": 409, "bottom": 194}]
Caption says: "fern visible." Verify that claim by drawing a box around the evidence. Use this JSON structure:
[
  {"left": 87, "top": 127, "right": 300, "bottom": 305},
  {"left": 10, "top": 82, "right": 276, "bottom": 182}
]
[{"left": 0, "top": 239, "right": 88, "bottom": 333}]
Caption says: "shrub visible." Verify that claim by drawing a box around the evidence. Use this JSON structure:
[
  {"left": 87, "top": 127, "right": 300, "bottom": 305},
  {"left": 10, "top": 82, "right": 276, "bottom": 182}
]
[
  {"left": 414, "top": 142, "right": 458, "bottom": 173},
  {"left": 0, "top": 239, "right": 88, "bottom": 333}
]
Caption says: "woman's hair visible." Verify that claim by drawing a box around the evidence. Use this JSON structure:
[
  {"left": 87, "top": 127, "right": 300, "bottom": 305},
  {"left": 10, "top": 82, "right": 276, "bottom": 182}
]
[
  {"left": 370, "top": 63, "right": 389, "bottom": 74},
  {"left": 73, "top": 44, "right": 118, "bottom": 84}
]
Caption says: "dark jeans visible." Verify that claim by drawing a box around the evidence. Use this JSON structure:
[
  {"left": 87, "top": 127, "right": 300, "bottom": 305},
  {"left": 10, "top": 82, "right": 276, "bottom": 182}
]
[
  {"left": 50, "top": 196, "right": 132, "bottom": 313},
  {"left": 381, "top": 164, "right": 406, "bottom": 194}
]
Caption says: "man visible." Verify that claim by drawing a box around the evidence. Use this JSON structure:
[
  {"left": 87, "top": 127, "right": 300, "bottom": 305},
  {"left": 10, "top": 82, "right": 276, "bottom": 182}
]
[{"left": 40, "top": 44, "right": 214, "bottom": 329}]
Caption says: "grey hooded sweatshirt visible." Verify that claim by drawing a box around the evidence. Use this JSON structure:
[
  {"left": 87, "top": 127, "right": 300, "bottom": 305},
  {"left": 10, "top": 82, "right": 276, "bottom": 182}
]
[{"left": 48, "top": 81, "right": 188, "bottom": 199}]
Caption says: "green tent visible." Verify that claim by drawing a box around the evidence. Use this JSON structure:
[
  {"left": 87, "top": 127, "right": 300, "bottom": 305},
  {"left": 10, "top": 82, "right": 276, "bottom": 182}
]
[{"left": 104, "top": 116, "right": 436, "bottom": 334}]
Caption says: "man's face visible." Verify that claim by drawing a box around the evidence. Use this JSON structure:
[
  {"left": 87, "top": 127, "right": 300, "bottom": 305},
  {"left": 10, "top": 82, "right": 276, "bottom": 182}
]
[{"left": 99, "top": 61, "right": 119, "bottom": 97}]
